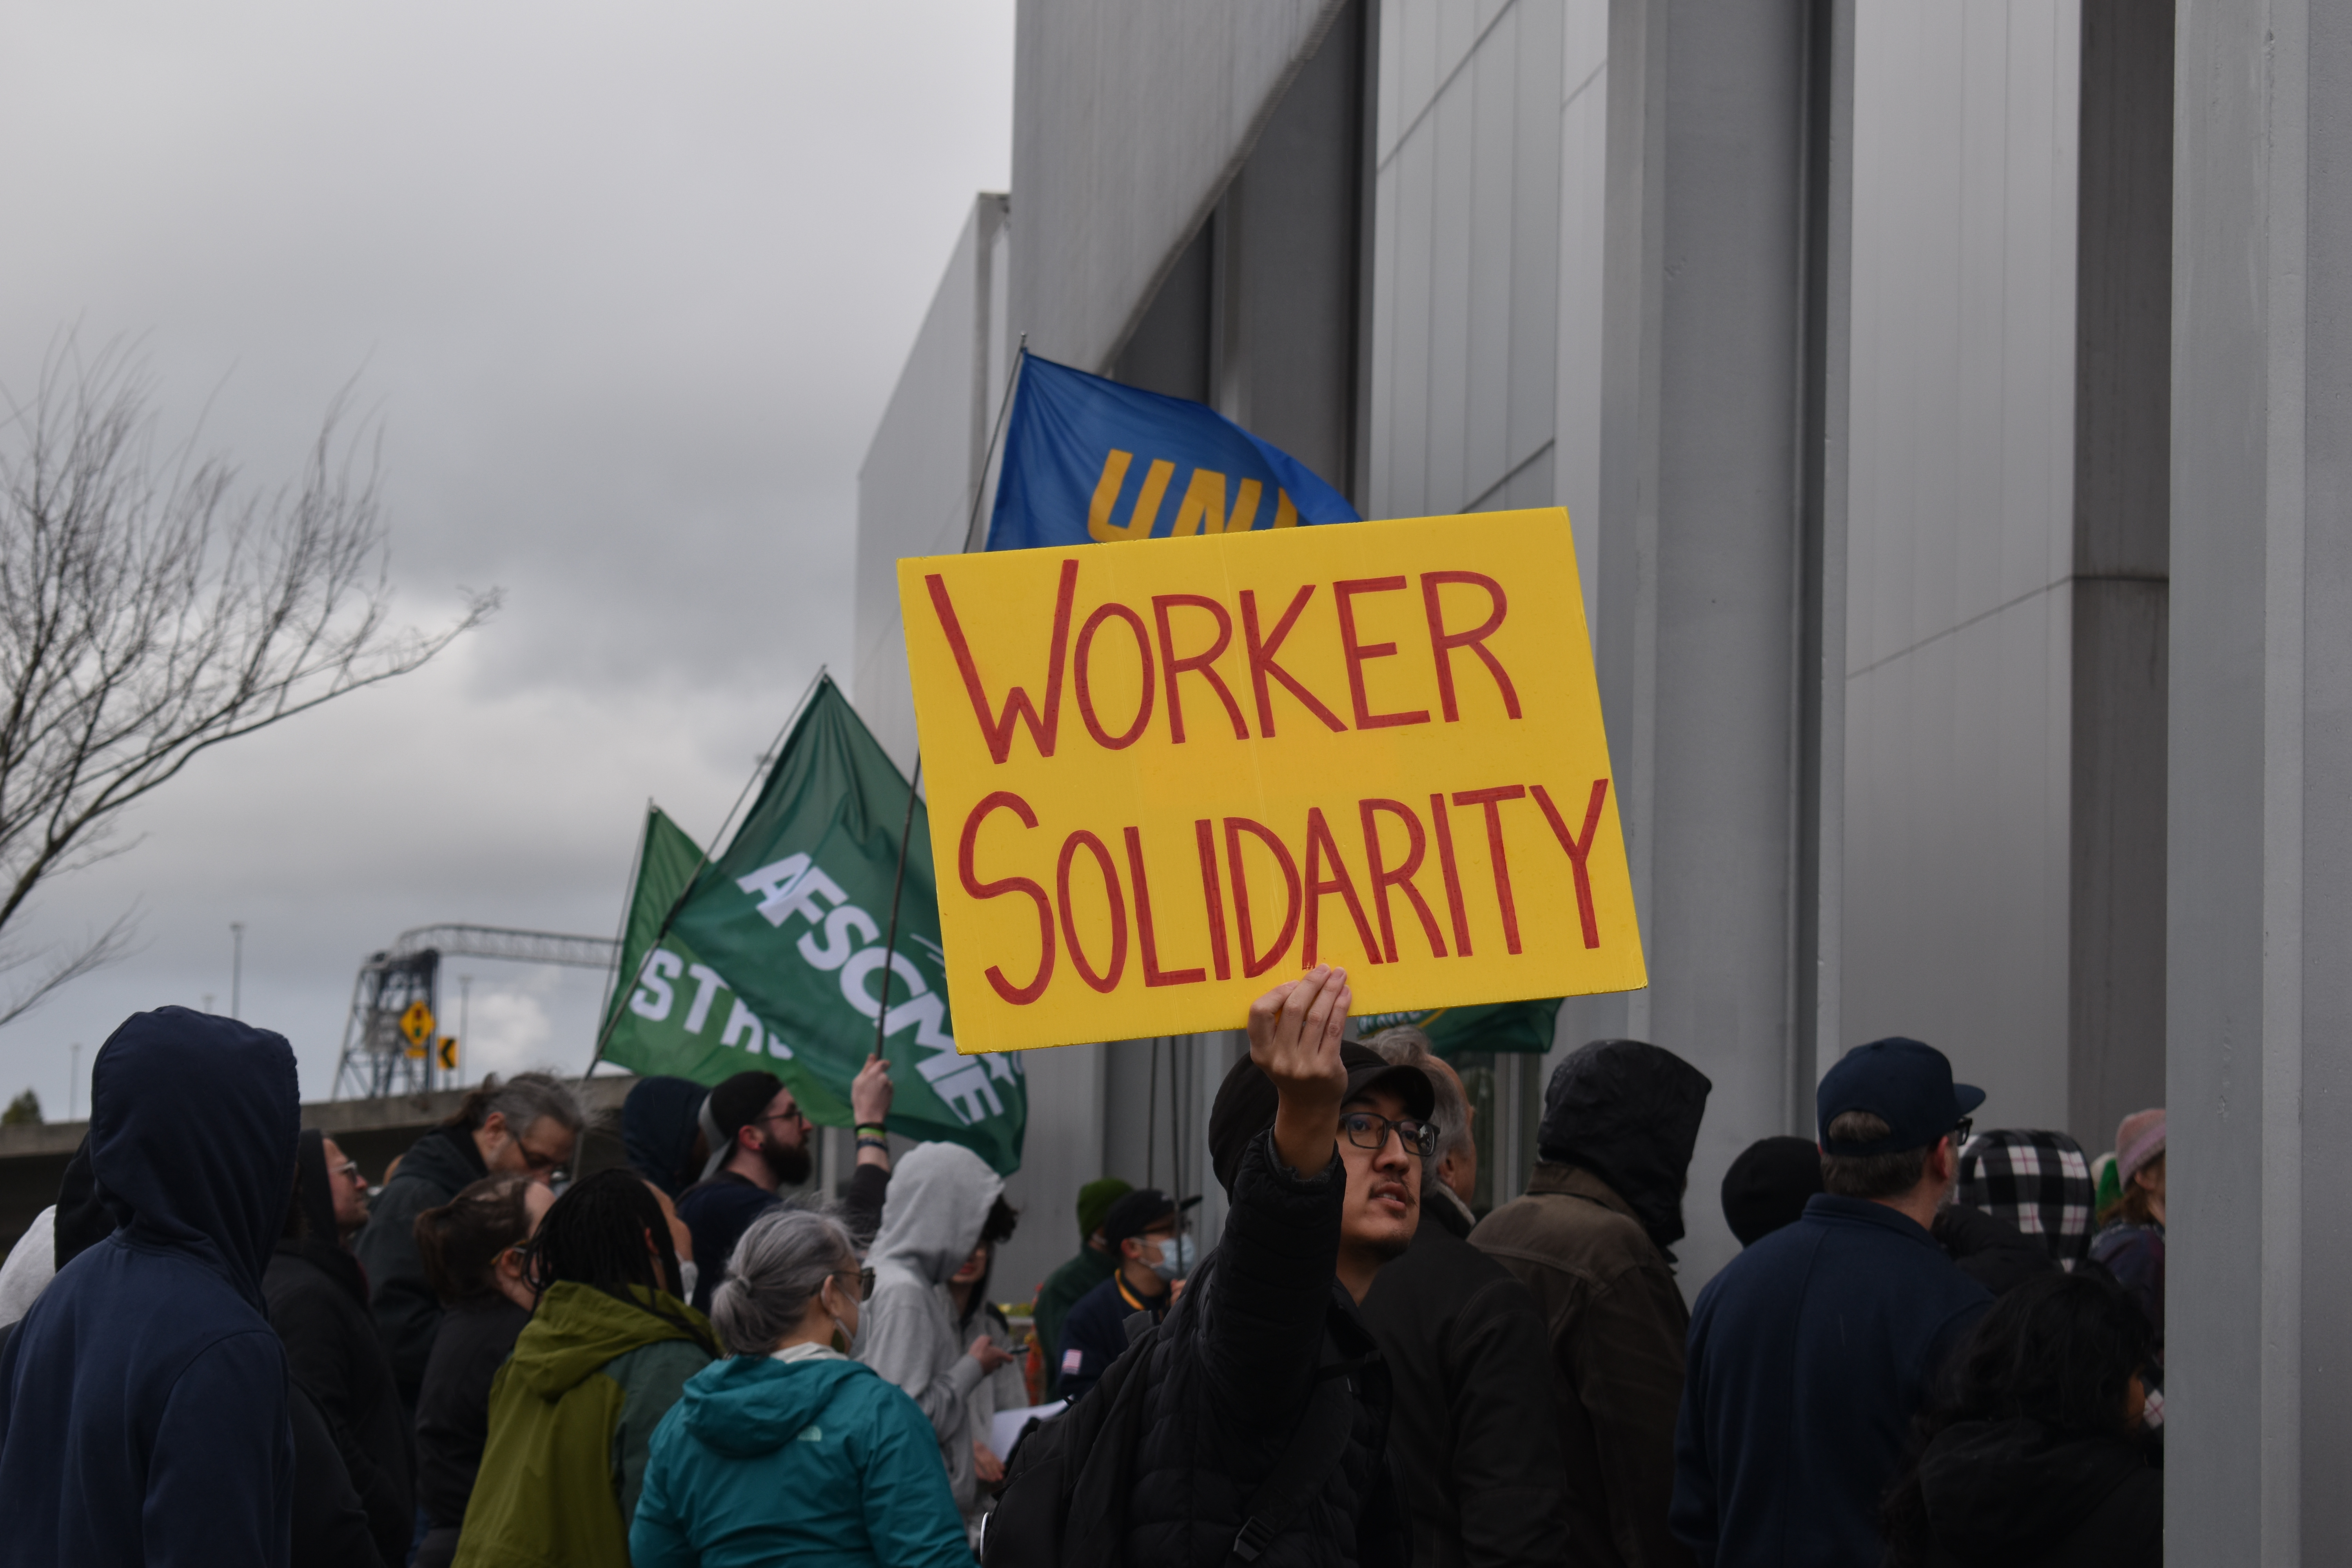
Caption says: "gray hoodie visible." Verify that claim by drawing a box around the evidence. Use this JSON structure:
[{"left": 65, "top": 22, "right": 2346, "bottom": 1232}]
[{"left": 856, "top": 1141, "right": 1005, "bottom": 1510}]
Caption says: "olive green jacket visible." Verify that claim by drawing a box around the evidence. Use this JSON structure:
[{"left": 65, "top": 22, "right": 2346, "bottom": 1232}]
[{"left": 453, "top": 1281, "right": 715, "bottom": 1568}]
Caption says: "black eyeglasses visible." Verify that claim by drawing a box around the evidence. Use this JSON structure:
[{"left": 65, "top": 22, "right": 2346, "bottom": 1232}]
[
  {"left": 841, "top": 1267, "right": 875, "bottom": 1302},
  {"left": 1340, "top": 1111, "right": 1438, "bottom": 1159},
  {"left": 1952, "top": 1118, "right": 1974, "bottom": 1146}
]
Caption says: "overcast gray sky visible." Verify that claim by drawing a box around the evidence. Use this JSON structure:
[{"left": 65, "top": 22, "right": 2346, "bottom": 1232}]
[{"left": 0, "top": 1, "right": 1015, "bottom": 1114}]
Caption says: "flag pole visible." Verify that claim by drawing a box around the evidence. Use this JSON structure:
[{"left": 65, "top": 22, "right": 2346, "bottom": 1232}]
[
  {"left": 579, "top": 665, "right": 830, "bottom": 1084},
  {"left": 961, "top": 339, "right": 1026, "bottom": 552},
  {"left": 871, "top": 340, "right": 1028, "bottom": 1072},
  {"left": 872, "top": 751, "right": 924, "bottom": 1064}
]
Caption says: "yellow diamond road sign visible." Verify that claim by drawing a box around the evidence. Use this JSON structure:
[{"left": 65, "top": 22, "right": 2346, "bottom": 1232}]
[{"left": 400, "top": 1001, "right": 437, "bottom": 1047}]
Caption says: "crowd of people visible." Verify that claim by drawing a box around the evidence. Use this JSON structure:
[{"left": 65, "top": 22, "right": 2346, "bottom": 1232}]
[{"left": 0, "top": 984, "right": 2167, "bottom": 1566}]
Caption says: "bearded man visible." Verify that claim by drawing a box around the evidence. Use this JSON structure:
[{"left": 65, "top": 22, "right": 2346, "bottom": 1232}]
[{"left": 674, "top": 1071, "right": 816, "bottom": 1311}]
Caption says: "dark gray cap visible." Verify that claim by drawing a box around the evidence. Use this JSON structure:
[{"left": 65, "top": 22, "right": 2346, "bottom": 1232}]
[{"left": 1206, "top": 1041, "right": 1436, "bottom": 1198}]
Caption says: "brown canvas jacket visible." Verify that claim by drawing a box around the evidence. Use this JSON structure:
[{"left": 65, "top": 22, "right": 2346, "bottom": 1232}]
[{"left": 1469, "top": 1163, "right": 1696, "bottom": 1568}]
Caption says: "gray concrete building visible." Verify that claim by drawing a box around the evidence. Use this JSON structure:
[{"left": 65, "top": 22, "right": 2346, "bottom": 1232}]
[{"left": 857, "top": 2, "right": 2335, "bottom": 1548}]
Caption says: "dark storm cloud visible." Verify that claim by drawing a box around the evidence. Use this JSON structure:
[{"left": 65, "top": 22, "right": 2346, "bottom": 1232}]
[{"left": 0, "top": 0, "right": 1014, "bottom": 1108}]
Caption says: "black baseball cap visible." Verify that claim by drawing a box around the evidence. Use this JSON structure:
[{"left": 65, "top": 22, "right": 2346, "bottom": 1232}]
[
  {"left": 1207, "top": 1041, "right": 1437, "bottom": 1198},
  {"left": 697, "top": 1071, "right": 784, "bottom": 1179},
  {"left": 1816, "top": 1038, "right": 1984, "bottom": 1156},
  {"left": 1099, "top": 1187, "right": 1201, "bottom": 1247}
]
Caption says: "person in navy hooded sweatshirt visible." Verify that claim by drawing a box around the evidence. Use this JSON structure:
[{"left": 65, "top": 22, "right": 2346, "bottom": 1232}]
[{"left": 0, "top": 1005, "right": 302, "bottom": 1567}]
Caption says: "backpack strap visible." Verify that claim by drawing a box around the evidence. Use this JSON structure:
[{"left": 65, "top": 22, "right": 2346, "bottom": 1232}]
[{"left": 1227, "top": 1352, "right": 1362, "bottom": 1564}]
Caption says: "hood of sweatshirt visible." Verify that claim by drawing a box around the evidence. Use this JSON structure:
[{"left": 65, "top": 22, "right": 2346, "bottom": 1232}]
[
  {"left": 508, "top": 1279, "right": 713, "bottom": 1401},
  {"left": 622, "top": 1076, "right": 708, "bottom": 1198},
  {"left": 677, "top": 1354, "right": 877, "bottom": 1457},
  {"left": 1537, "top": 1038, "right": 1712, "bottom": 1252},
  {"left": 88, "top": 1006, "right": 300, "bottom": 1313},
  {"left": 867, "top": 1141, "right": 1004, "bottom": 1288},
  {"left": 1917, "top": 1418, "right": 2147, "bottom": 1556}
]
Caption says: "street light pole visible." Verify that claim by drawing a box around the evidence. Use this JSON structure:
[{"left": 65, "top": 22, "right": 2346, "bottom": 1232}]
[
  {"left": 459, "top": 975, "right": 473, "bottom": 1080},
  {"left": 230, "top": 923, "right": 245, "bottom": 1018}
]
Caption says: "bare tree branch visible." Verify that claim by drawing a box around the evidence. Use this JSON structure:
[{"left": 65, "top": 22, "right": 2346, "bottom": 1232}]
[
  {"left": 0, "top": 909, "right": 143, "bottom": 1029},
  {"left": 0, "top": 338, "right": 495, "bottom": 1014}
]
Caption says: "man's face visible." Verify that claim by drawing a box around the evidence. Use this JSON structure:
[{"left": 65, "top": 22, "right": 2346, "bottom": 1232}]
[
  {"left": 748, "top": 1088, "right": 813, "bottom": 1186},
  {"left": 1337, "top": 1085, "right": 1420, "bottom": 1261},
  {"left": 485, "top": 1113, "right": 575, "bottom": 1186},
  {"left": 321, "top": 1138, "right": 369, "bottom": 1234},
  {"left": 1121, "top": 1220, "right": 1179, "bottom": 1276}
]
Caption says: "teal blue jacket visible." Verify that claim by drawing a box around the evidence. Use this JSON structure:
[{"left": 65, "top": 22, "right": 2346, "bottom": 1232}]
[{"left": 628, "top": 1352, "right": 970, "bottom": 1568}]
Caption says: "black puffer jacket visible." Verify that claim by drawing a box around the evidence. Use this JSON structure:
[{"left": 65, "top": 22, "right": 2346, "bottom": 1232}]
[
  {"left": 1357, "top": 1185, "right": 1564, "bottom": 1567},
  {"left": 1122, "top": 1130, "right": 1408, "bottom": 1568},
  {"left": 1901, "top": 1417, "right": 2160, "bottom": 1566},
  {"left": 265, "top": 1132, "right": 413, "bottom": 1568}
]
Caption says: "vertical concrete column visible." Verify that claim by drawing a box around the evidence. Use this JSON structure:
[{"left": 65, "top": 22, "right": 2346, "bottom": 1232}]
[
  {"left": 2069, "top": 0, "right": 2172, "bottom": 1156},
  {"left": 2170, "top": 0, "right": 2352, "bottom": 1554},
  {"left": 1585, "top": 0, "right": 1839, "bottom": 1284}
]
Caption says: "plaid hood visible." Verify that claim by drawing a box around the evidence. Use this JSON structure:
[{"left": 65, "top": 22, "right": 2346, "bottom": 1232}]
[{"left": 1954, "top": 1130, "right": 2094, "bottom": 1266}]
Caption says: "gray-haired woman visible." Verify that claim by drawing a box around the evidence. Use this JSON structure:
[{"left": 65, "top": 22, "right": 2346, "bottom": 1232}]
[{"left": 628, "top": 1209, "right": 971, "bottom": 1568}]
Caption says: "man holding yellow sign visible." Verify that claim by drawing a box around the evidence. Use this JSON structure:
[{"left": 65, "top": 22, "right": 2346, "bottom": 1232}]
[{"left": 896, "top": 507, "right": 1645, "bottom": 1054}]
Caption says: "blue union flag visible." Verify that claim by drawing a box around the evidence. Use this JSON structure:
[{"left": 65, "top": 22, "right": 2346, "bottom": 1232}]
[{"left": 984, "top": 352, "right": 1358, "bottom": 551}]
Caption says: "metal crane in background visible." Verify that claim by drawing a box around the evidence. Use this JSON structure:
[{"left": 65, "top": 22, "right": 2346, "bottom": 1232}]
[{"left": 331, "top": 925, "right": 620, "bottom": 1100}]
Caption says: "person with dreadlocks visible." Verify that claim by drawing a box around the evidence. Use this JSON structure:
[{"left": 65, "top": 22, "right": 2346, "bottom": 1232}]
[{"left": 452, "top": 1168, "right": 716, "bottom": 1568}]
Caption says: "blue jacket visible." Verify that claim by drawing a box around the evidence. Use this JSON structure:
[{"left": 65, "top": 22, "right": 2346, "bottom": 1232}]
[
  {"left": 0, "top": 1007, "right": 302, "bottom": 1568},
  {"left": 1055, "top": 1267, "right": 1172, "bottom": 1403},
  {"left": 674, "top": 1174, "right": 778, "bottom": 1313},
  {"left": 629, "top": 1351, "right": 970, "bottom": 1568},
  {"left": 1671, "top": 1194, "right": 1991, "bottom": 1568}
]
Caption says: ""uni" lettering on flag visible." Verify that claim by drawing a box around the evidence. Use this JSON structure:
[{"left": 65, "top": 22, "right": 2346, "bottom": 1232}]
[{"left": 984, "top": 353, "right": 1358, "bottom": 552}]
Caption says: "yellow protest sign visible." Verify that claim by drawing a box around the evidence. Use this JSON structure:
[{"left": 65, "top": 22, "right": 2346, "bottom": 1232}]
[{"left": 897, "top": 508, "right": 1645, "bottom": 1053}]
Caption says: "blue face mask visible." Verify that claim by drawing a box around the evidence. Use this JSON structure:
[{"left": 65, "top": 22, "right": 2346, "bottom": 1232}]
[{"left": 1147, "top": 1232, "right": 1196, "bottom": 1283}]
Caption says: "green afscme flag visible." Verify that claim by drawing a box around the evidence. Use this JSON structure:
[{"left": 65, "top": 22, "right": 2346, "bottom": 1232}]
[{"left": 600, "top": 677, "right": 1026, "bottom": 1174}]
